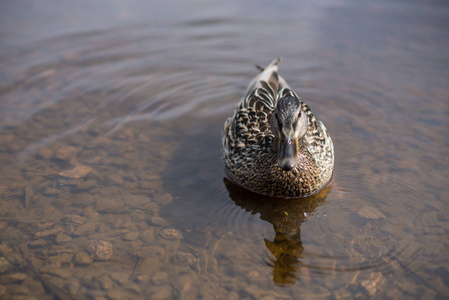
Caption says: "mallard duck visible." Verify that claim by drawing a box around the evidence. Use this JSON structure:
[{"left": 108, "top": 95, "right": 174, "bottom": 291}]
[{"left": 222, "top": 58, "right": 334, "bottom": 198}]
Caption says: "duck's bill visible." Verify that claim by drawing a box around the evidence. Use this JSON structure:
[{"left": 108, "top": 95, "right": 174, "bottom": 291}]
[{"left": 278, "top": 137, "right": 298, "bottom": 171}]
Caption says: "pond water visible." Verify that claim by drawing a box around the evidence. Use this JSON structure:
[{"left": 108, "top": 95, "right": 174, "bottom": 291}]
[{"left": 1, "top": 0, "right": 448, "bottom": 299}]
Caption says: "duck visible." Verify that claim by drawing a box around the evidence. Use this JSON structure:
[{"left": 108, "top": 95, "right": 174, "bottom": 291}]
[{"left": 221, "top": 58, "right": 334, "bottom": 198}]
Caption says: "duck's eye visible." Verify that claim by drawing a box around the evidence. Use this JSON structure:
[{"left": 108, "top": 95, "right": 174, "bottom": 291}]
[{"left": 298, "top": 110, "right": 302, "bottom": 118}]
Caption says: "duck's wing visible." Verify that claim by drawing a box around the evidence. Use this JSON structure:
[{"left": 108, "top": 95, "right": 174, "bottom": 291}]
[{"left": 223, "top": 59, "right": 289, "bottom": 151}]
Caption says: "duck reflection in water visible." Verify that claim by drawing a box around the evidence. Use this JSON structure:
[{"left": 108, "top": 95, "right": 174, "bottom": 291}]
[{"left": 224, "top": 178, "right": 331, "bottom": 286}]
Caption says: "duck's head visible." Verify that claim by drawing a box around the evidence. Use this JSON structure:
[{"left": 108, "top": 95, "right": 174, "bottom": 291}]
[{"left": 270, "top": 95, "right": 308, "bottom": 171}]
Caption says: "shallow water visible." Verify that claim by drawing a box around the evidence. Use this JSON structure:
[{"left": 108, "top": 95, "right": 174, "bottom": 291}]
[{"left": 1, "top": 0, "right": 448, "bottom": 299}]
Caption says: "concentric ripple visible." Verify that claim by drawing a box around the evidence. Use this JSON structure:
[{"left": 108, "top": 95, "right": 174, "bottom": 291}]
[{"left": 300, "top": 167, "right": 429, "bottom": 276}]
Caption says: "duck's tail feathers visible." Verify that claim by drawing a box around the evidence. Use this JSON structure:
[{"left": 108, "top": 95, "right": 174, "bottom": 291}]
[
  {"left": 246, "top": 58, "right": 289, "bottom": 95},
  {"left": 255, "top": 57, "right": 281, "bottom": 72},
  {"left": 255, "top": 64, "right": 264, "bottom": 71}
]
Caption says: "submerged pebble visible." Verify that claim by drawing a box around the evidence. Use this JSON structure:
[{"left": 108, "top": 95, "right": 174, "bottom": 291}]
[
  {"left": 37, "top": 147, "right": 53, "bottom": 159},
  {"left": 28, "top": 239, "right": 48, "bottom": 249},
  {"left": 55, "top": 146, "right": 78, "bottom": 161},
  {"left": 0, "top": 222, "right": 7, "bottom": 232},
  {"left": 42, "top": 187, "right": 60, "bottom": 196},
  {"left": 123, "top": 231, "right": 140, "bottom": 241},
  {"left": 74, "top": 252, "right": 93, "bottom": 265},
  {"left": 55, "top": 233, "right": 72, "bottom": 244},
  {"left": 81, "top": 207, "right": 99, "bottom": 219},
  {"left": 86, "top": 240, "right": 113, "bottom": 261},
  {"left": 149, "top": 285, "right": 172, "bottom": 300},
  {"left": 65, "top": 279, "right": 80, "bottom": 295},
  {"left": 107, "top": 288, "right": 142, "bottom": 300},
  {"left": 126, "top": 282, "right": 142, "bottom": 295},
  {"left": 140, "top": 229, "right": 155, "bottom": 243},
  {"left": 175, "top": 274, "right": 194, "bottom": 292},
  {"left": 154, "top": 193, "right": 173, "bottom": 205},
  {"left": 0, "top": 257, "right": 13, "bottom": 274},
  {"left": 58, "top": 165, "right": 92, "bottom": 179},
  {"left": 171, "top": 252, "right": 197, "bottom": 266},
  {"left": 0, "top": 272, "right": 27, "bottom": 283},
  {"left": 106, "top": 174, "right": 124, "bottom": 185},
  {"left": 73, "top": 222, "right": 97, "bottom": 236},
  {"left": 1, "top": 227, "right": 28, "bottom": 241},
  {"left": 160, "top": 229, "right": 183, "bottom": 241},
  {"left": 95, "top": 196, "right": 125, "bottom": 213},
  {"left": 109, "top": 272, "right": 129, "bottom": 285},
  {"left": 361, "top": 272, "right": 385, "bottom": 296},
  {"left": 150, "top": 217, "right": 168, "bottom": 227},
  {"left": 0, "top": 244, "right": 13, "bottom": 256},
  {"left": 62, "top": 214, "right": 87, "bottom": 225},
  {"left": 151, "top": 271, "right": 168, "bottom": 285},
  {"left": 75, "top": 179, "right": 97, "bottom": 191},
  {"left": 97, "top": 274, "right": 114, "bottom": 290},
  {"left": 125, "top": 195, "right": 152, "bottom": 210},
  {"left": 34, "top": 227, "right": 63, "bottom": 238},
  {"left": 136, "top": 274, "right": 150, "bottom": 284}
]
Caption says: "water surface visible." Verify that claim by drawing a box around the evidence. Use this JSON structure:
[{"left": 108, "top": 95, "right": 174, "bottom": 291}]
[{"left": 0, "top": 0, "right": 448, "bottom": 299}]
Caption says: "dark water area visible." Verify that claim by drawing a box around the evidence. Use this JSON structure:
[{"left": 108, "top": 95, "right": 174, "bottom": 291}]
[{"left": 1, "top": 0, "right": 448, "bottom": 299}]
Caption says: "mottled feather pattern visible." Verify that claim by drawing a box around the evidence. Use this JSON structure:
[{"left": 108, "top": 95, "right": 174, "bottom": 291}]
[{"left": 222, "top": 59, "right": 334, "bottom": 198}]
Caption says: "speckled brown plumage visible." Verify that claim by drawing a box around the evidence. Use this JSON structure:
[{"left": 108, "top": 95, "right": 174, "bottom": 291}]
[{"left": 222, "top": 58, "right": 334, "bottom": 198}]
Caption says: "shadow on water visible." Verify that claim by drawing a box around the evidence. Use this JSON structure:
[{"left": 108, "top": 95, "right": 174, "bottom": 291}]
[{"left": 224, "top": 177, "right": 331, "bottom": 286}]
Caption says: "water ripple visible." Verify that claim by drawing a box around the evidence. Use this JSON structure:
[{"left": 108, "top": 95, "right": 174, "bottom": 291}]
[{"left": 300, "top": 167, "right": 429, "bottom": 276}]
